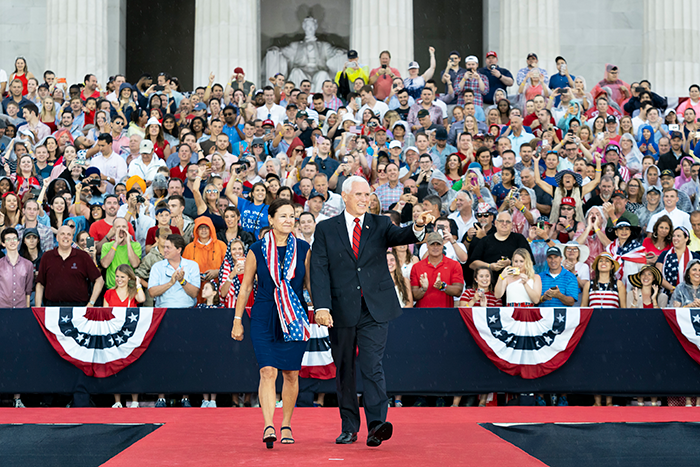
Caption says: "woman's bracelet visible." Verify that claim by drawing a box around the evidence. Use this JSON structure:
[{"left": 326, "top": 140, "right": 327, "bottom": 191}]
[
  {"left": 519, "top": 206, "right": 526, "bottom": 213},
  {"left": 179, "top": 279, "right": 186, "bottom": 286}
]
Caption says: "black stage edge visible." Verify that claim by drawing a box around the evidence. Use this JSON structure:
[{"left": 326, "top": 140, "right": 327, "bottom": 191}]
[
  {"left": 481, "top": 422, "right": 700, "bottom": 467},
  {"left": 2, "top": 308, "right": 700, "bottom": 395},
  {"left": 0, "top": 423, "right": 161, "bottom": 467}
]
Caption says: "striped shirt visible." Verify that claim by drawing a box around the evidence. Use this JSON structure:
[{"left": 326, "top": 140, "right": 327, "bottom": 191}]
[{"left": 588, "top": 281, "right": 620, "bottom": 308}]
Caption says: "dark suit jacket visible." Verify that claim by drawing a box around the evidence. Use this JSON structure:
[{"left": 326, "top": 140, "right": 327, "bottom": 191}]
[
  {"left": 310, "top": 213, "right": 419, "bottom": 328},
  {"left": 657, "top": 151, "right": 687, "bottom": 175}
]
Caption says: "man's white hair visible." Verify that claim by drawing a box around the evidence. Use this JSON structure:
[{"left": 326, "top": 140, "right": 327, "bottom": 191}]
[{"left": 342, "top": 175, "right": 370, "bottom": 194}]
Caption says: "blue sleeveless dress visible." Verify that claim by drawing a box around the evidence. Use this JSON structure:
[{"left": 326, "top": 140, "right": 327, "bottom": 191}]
[{"left": 249, "top": 239, "right": 310, "bottom": 370}]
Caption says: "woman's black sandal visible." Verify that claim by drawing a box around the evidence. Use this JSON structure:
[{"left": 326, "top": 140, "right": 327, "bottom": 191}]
[
  {"left": 280, "top": 426, "right": 295, "bottom": 444},
  {"left": 263, "top": 426, "right": 276, "bottom": 449}
]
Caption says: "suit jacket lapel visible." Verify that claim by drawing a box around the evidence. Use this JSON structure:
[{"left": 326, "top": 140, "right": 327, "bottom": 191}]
[
  {"left": 336, "top": 215, "right": 356, "bottom": 260},
  {"left": 357, "top": 214, "right": 372, "bottom": 259}
]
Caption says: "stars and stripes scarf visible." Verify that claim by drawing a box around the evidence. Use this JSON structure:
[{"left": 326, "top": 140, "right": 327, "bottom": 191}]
[
  {"left": 262, "top": 230, "right": 311, "bottom": 342},
  {"left": 606, "top": 239, "right": 646, "bottom": 282}
]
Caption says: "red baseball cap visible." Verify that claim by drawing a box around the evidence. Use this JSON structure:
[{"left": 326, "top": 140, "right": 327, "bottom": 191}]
[
  {"left": 561, "top": 197, "right": 576, "bottom": 207},
  {"left": 234, "top": 67, "right": 244, "bottom": 74},
  {"left": 262, "top": 119, "right": 274, "bottom": 127},
  {"left": 486, "top": 51, "right": 498, "bottom": 58}
]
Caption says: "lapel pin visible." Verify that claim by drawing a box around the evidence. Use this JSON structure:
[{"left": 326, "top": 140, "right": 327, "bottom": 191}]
[{"left": 366, "top": 225, "right": 370, "bottom": 229}]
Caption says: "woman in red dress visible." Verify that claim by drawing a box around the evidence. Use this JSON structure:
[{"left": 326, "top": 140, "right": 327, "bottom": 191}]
[
  {"left": 104, "top": 264, "right": 145, "bottom": 408},
  {"left": 9, "top": 57, "right": 34, "bottom": 95},
  {"left": 103, "top": 264, "right": 146, "bottom": 307}
]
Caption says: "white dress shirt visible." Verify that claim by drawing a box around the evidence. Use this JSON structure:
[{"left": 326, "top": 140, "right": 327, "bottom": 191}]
[{"left": 89, "top": 151, "right": 128, "bottom": 194}]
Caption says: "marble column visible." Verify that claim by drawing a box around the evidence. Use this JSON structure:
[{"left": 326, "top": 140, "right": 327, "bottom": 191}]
[
  {"left": 499, "top": 0, "right": 560, "bottom": 84},
  {"left": 643, "top": 0, "right": 700, "bottom": 98},
  {"left": 351, "top": 0, "right": 414, "bottom": 77},
  {"left": 45, "top": 0, "right": 109, "bottom": 87},
  {"left": 194, "top": 0, "right": 259, "bottom": 90}
]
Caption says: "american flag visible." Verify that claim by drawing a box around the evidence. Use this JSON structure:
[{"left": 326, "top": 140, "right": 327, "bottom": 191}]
[{"left": 262, "top": 231, "right": 311, "bottom": 342}]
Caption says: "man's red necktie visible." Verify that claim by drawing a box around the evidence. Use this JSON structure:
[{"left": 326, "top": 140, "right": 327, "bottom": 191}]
[{"left": 352, "top": 218, "right": 361, "bottom": 259}]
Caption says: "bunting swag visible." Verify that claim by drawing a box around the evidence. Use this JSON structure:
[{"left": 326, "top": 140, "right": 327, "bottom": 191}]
[
  {"left": 663, "top": 308, "right": 700, "bottom": 365},
  {"left": 460, "top": 307, "right": 593, "bottom": 379},
  {"left": 33, "top": 307, "right": 166, "bottom": 378},
  {"left": 299, "top": 323, "right": 336, "bottom": 380}
]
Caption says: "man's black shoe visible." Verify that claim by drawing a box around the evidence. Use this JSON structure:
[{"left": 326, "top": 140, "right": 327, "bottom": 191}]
[
  {"left": 336, "top": 431, "right": 358, "bottom": 444},
  {"left": 366, "top": 421, "right": 393, "bottom": 447}
]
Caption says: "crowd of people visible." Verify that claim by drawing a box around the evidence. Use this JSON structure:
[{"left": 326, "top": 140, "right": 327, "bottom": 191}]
[{"left": 2, "top": 46, "right": 700, "bottom": 409}]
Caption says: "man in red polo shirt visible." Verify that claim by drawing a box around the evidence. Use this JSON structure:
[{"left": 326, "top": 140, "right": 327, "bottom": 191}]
[
  {"left": 411, "top": 232, "right": 464, "bottom": 308},
  {"left": 35, "top": 225, "right": 104, "bottom": 306}
]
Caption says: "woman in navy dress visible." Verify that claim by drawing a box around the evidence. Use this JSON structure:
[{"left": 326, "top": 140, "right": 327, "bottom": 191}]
[{"left": 231, "top": 198, "right": 312, "bottom": 448}]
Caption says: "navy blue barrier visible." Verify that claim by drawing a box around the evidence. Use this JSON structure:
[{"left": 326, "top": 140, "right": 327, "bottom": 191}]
[{"left": 1, "top": 308, "right": 700, "bottom": 396}]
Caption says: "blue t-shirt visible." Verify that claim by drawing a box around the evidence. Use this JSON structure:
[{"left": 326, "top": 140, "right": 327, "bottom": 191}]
[
  {"left": 238, "top": 197, "right": 269, "bottom": 237},
  {"left": 222, "top": 123, "right": 243, "bottom": 146}
]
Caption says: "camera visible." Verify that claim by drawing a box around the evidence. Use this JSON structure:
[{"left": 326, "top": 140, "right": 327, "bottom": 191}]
[
  {"left": 635, "top": 86, "right": 645, "bottom": 93},
  {"left": 490, "top": 65, "right": 497, "bottom": 70},
  {"left": 343, "top": 157, "right": 349, "bottom": 164},
  {"left": 154, "top": 85, "right": 165, "bottom": 91},
  {"left": 136, "top": 195, "right": 145, "bottom": 203},
  {"left": 403, "top": 187, "right": 412, "bottom": 194},
  {"left": 89, "top": 179, "right": 101, "bottom": 186},
  {"left": 537, "top": 220, "right": 545, "bottom": 230},
  {"left": 382, "top": 64, "right": 387, "bottom": 69}
]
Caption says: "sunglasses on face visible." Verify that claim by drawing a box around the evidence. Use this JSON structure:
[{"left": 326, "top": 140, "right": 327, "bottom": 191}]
[
  {"left": 476, "top": 213, "right": 490, "bottom": 218},
  {"left": 205, "top": 189, "right": 219, "bottom": 194}
]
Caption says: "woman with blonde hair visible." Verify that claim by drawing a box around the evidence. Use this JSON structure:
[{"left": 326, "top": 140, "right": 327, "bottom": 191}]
[
  {"left": 368, "top": 192, "right": 382, "bottom": 215},
  {"left": 40, "top": 96, "right": 58, "bottom": 133},
  {"left": 495, "top": 248, "right": 542, "bottom": 306},
  {"left": 571, "top": 76, "right": 592, "bottom": 111}
]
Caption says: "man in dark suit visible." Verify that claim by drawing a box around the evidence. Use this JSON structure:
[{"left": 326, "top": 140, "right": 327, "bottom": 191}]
[{"left": 311, "top": 175, "right": 433, "bottom": 447}]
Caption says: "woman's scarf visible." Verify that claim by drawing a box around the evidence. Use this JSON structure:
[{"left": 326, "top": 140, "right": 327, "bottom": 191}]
[
  {"left": 637, "top": 124, "right": 659, "bottom": 155},
  {"left": 261, "top": 230, "right": 310, "bottom": 342},
  {"left": 664, "top": 247, "right": 691, "bottom": 287},
  {"left": 606, "top": 238, "right": 646, "bottom": 282}
]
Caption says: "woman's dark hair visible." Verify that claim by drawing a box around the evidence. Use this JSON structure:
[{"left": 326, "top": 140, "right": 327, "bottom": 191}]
[
  {"left": 89, "top": 204, "right": 105, "bottom": 224},
  {"left": 472, "top": 265, "right": 493, "bottom": 291},
  {"left": 162, "top": 113, "right": 179, "bottom": 138},
  {"left": 166, "top": 234, "right": 186, "bottom": 254},
  {"left": 443, "top": 153, "right": 463, "bottom": 177},
  {"left": 190, "top": 116, "right": 207, "bottom": 135},
  {"left": 19, "top": 229, "right": 43, "bottom": 262},
  {"left": 277, "top": 186, "right": 293, "bottom": 200},
  {"left": 475, "top": 147, "right": 492, "bottom": 168},
  {"left": 268, "top": 198, "right": 295, "bottom": 219},
  {"left": 249, "top": 182, "right": 270, "bottom": 204},
  {"left": 651, "top": 216, "right": 672, "bottom": 244}
]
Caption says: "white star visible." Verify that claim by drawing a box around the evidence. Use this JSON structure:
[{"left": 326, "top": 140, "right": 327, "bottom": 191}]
[
  {"left": 693, "top": 315, "right": 700, "bottom": 324},
  {"left": 128, "top": 313, "right": 138, "bottom": 323},
  {"left": 536, "top": 341, "right": 541, "bottom": 347},
  {"left": 556, "top": 314, "right": 565, "bottom": 323},
  {"left": 108, "top": 337, "right": 114, "bottom": 346},
  {"left": 76, "top": 333, "right": 84, "bottom": 343},
  {"left": 505, "top": 335, "right": 513, "bottom": 343},
  {"left": 115, "top": 335, "right": 124, "bottom": 344},
  {"left": 123, "top": 329, "right": 132, "bottom": 337},
  {"left": 60, "top": 315, "right": 70, "bottom": 323},
  {"left": 84, "top": 337, "right": 90, "bottom": 346},
  {"left": 493, "top": 330, "right": 503, "bottom": 336},
  {"left": 488, "top": 315, "right": 498, "bottom": 324},
  {"left": 544, "top": 335, "right": 552, "bottom": 344}
]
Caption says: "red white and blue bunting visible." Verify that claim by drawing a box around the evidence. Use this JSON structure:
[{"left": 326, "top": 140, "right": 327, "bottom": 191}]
[
  {"left": 33, "top": 307, "right": 166, "bottom": 378},
  {"left": 460, "top": 307, "right": 593, "bottom": 379},
  {"left": 663, "top": 308, "right": 700, "bottom": 366}
]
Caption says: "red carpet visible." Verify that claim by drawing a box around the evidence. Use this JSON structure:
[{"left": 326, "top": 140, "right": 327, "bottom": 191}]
[{"left": 4, "top": 407, "right": 700, "bottom": 466}]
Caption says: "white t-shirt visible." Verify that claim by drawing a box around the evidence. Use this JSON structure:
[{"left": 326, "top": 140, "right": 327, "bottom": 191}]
[
  {"left": 256, "top": 104, "right": 287, "bottom": 126},
  {"left": 0, "top": 69, "right": 7, "bottom": 84}
]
